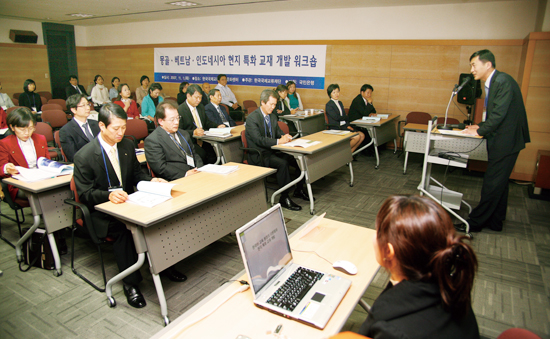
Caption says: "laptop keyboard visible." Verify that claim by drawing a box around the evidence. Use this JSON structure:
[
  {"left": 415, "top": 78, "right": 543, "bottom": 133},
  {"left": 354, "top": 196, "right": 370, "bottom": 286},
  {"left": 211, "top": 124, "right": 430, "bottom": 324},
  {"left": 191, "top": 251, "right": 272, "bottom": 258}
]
[{"left": 266, "top": 267, "right": 324, "bottom": 311}]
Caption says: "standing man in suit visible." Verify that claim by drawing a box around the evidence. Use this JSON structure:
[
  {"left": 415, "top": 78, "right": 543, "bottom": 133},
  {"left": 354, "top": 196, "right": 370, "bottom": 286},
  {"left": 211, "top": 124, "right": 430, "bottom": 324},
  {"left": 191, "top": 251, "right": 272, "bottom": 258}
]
[
  {"left": 65, "top": 75, "right": 88, "bottom": 99},
  {"left": 245, "top": 89, "right": 311, "bottom": 211},
  {"left": 145, "top": 101, "right": 202, "bottom": 181},
  {"left": 460, "top": 49, "right": 530, "bottom": 233},
  {"left": 215, "top": 74, "right": 243, "bottom": 121},
  {"left": 73, "top": 103, "right": 187, "bottom": 309},
  {"left": 205, "top": 89, "right": 236, "bottom": 127},
  {"left": 348, "top": 84, "right": 376, "bottom": 155},
  {"left": 177, "top": 84, "right": 225, "bottom": 164},
  {"left": 59, "top": 94, "right": 100, "bottom": 162}
]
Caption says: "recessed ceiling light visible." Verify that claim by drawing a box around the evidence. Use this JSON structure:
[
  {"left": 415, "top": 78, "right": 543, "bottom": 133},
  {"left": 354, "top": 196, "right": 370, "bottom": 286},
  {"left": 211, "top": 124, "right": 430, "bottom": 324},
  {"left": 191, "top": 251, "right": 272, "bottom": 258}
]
[
  {"left": 168, "top": 1, "right": 199, "bottom": 7},
  {"left": 68, "top": 13, "right": 94, "bottom": 18}
]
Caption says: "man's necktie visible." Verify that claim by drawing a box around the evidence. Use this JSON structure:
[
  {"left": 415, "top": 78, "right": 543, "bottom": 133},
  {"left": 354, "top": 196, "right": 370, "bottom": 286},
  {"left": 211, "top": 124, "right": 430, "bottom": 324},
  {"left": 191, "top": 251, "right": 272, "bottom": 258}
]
[
  {"left": 217, "top": 106, "right": 229, "bottom": 124},
  {"left": 265, "top": 115, "right": 272, "bottom": 137},
  {"left": 76, "top": 86, "right": 82, "bottom": 94},
  {"left": 170, "top": 134, "right": 187, "bottom": 162},
  {"left": 192, "top": 107, "right": 202, "bottom": 128},
  {"left": 82, "top": 122, "right": 93, "bottom": 141},
  {"left": 108, "top": 147, "right": 122, "bottom": 185},
  {"left": 484, "top": 86, "right": 489, "bottom": 108}
]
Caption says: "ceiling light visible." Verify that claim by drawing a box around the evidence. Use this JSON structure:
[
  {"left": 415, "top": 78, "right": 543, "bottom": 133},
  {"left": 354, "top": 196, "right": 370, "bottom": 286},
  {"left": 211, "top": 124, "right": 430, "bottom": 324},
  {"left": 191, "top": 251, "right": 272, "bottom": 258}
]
[
  {"left": 168, "top": 1, "right": 199, "bottom": 7},
  {"left": 68, "top": 13, "right": 94, "bottom": 18}
]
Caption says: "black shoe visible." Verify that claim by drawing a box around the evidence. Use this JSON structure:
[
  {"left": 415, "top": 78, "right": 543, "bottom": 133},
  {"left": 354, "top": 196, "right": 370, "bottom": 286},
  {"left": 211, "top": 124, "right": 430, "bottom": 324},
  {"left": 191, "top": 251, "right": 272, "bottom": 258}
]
[
  {"left": 454, "top": 222, "right": 482, "bottom": 233},
  {"left": 123, "top": 285, "right": 146, "bottom": 308},
  {"left": 293, "top": 189, "right": 315, "bottom": 201},
  {"left": 160, "top": 268, "right": 188, "bottom": 282},
  {"left": 279, "top": 196, "right": 302, "bottom": 211}
]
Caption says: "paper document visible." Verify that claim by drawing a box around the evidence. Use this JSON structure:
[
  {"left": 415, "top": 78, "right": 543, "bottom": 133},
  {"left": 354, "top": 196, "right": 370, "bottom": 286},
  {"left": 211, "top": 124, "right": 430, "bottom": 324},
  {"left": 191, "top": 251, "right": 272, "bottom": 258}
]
[
  {"left": 198, "top": 164, "right": 239, "bottom": 175},
  {"left": 284, "top": 139, "right": 321, "bottom": 148},
  {"left": 437, "top": 129, "right": 468, "bottom": 136},
  {"left": 322, "top": 130, "right": 351, "bottom": 135},
  {"left": 13, "top": 157, "right": 73, "bottom": 182},
  {"left": 0, "top": 128, "right": 8, "bottom": 135},
  {"left": 360, "top": 117, "right": 381, "bottom": 123},
  {"left": 204, "top": 127, "right": 233, "bottom": 138},
  {"left": 376, "top": 114, "right": 390, "bottom": 119},
  {"left": 127, "top": 181, "right": 178, "bottom": 208}
]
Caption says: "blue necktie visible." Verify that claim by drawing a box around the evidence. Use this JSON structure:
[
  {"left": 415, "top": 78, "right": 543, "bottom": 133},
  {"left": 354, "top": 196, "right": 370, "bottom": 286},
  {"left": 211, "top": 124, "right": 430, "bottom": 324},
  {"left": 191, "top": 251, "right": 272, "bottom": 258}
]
[
  {"left": 264, "top": 115, "right": 272, "bottom": 137},
  {"left": 484, "top": 86, "right": 489, "bottom": 108}
]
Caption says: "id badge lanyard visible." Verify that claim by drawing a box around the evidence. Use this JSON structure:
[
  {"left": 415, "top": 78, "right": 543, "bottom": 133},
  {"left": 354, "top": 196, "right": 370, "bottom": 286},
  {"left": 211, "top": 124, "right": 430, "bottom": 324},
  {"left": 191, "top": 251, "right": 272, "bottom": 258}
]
[
  {"left": 100, "top": 147, "right": 122, "bottom": 190},
  {"left": 172, "top": 131, "right": 196, "bottom": 168}
]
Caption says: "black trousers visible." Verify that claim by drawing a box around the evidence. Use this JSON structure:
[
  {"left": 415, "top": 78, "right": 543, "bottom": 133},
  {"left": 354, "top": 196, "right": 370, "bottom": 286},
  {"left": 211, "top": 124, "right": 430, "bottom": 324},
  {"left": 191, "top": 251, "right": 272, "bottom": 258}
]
[
  {"left": 469, "top": 151, "right": 519, "bottom": 231},
  {"left": 265, "top": 152, "right": 304, "bottom": 194},
  {"left": 194, "top": 140, "right": 217, "bottom": 164},
  {"left": 226, "top": 105, "right": 244, "bottom": 121}
]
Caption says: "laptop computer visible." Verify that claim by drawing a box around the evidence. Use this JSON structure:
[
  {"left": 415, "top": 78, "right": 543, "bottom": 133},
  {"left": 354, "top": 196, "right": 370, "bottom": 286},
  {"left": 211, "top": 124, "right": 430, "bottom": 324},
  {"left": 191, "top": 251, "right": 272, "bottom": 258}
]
[{"left": 235, "top": 204, "right": 352, "bottom": 329}]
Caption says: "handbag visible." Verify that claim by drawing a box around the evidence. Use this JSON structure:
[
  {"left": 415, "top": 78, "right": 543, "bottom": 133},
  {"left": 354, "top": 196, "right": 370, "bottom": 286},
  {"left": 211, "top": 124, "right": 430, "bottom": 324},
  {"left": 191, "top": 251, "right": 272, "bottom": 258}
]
[{"left": 19, "top": 228, "right": 58, "bottom": 271}]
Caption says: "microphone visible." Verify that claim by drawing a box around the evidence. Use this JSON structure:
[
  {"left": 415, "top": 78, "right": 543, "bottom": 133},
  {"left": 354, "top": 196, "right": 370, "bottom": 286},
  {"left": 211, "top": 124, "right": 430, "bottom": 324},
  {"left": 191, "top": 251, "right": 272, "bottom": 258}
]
[{"left": 455, "top": 77, "right": 471, "bottom": 93}]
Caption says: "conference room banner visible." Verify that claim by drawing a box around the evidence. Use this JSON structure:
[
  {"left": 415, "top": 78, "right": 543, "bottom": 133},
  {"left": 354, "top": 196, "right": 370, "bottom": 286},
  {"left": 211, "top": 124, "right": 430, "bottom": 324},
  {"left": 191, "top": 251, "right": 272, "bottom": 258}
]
[{"left": 154, "top": 45, "right": 326, "bottom": 90}]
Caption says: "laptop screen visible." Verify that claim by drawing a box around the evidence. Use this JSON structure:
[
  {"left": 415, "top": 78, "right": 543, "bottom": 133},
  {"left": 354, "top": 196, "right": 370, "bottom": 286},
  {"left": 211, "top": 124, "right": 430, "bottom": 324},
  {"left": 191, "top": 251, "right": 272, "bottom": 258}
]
[{"left": 238, "top": 206, "right": 293, "bottom": 293}]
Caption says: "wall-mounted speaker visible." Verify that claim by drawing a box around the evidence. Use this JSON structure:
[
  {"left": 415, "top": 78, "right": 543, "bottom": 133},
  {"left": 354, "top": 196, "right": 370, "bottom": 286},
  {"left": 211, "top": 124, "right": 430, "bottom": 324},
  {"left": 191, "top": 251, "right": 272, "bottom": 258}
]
[
  {"left": 457, "top": 73, "right": 481, "bottom": 105},
  {"left": 9, "top": 30, "right": 38, "bottom": 44}
]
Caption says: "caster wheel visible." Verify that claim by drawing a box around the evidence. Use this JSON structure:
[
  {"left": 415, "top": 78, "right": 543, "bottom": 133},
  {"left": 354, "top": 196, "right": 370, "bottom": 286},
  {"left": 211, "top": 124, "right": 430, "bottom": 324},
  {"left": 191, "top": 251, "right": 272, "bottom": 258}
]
[
  {"left": 403, "top": 172, "right": 407, "bottom": 175},
  {"left": 375, "top": 166, "right": 379, "bottom": 170},
  {"left": 349, "top": 183, "right": 354, "bottom": 187},
  {"left": 466, "top": 233, "right": 473, "bottom": 239},
  {"left": 163, "top": 316, "right": 170, "bottom": 326},
  {"left": 53, "top": 270, "right": 62, "bottom": 277},
  {"left": 108, "top": 297, "right": 116, "bottom": 308},
  {"left": 310, "top": 210, "right": 315, "bottom": 215}
]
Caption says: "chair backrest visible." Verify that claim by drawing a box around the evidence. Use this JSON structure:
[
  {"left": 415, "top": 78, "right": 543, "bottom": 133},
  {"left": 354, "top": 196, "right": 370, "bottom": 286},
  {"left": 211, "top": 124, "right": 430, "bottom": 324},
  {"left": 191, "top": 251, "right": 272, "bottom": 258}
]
[
  {"left": 7, "top": 106, "right": 24, "bottom": 114},
  {"left": 48, "top": 99, "right": 67, "bottom": 111},
  {"left": 323, "top": 110, "right": 330, "bottom": 126},
  {"left": 13, "top": 93, "right": 21, "bottom": 100},
  {"left": 40, "top": 96, "right": 48, "bottom": 107},
  {"left": 278, "top": 121, "right": 289, "bottom": 135},
  {"left": 497, "top": 328, "right": 542, "bottom": 339},
  {"left": 247, "top": 106, "right": 256, "bottom": 115},
  {"left": 12, "top": 98, "right": 18, "bottom": 106},
  {"left": 240, "top": 130, "right": 249, "bottom": 164},
  {"left": 220, "top": 103, "right": 230, "bottom": 114},
  {"left": 34, "top": 122, "right": 54, "bottom": 143},
  {"left": 163, "top": 96, "right": 177, "bottom": 103},
  {"left": 54, "top": 130, "right": 68, "bottom": 162},
  {"left": 70, "top": 177, "right": 82, "bottom": 204},
  {"left": 344, "top": 108, "right": 349, "bottom": 115},
  {"left": 436, "top": 117, "right": 460, "bottom": 125},
  {"left": 41, "top": 103, "right": 63, "bottom": 112},
  {"left": 41, "top": 109, "right": 68, "bottom": 129},
  {"left": 406, "top": 112, "right": 432, "bottom": 124},
  {"left": 243, "top": 100, "right": 257, "bottom": 110},
  {"left": 37, "top": 91, "right": 52, "bottom": 101},
  {"left": 125, "top": 118, "right": 149, "bottom": 142},
  {"left": 146, "top": 161, "right": 157, "bottom": 177}
]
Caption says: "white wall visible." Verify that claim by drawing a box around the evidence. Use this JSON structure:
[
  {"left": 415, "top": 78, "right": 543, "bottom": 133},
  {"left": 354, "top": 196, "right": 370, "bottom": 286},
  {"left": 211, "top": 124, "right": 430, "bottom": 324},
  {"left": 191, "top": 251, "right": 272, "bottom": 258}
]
[
  {"left": 0, "top": 18, "right": 44, "bottom": 44},
  {"left": 80, "top": 0, "right": 538, "bottom": 47}
]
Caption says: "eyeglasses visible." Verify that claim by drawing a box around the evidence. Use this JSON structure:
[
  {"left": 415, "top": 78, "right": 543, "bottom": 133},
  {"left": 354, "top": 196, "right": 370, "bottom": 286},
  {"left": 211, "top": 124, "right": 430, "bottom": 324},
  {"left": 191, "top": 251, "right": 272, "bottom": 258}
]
[
  {"left": 77, "top": 103, "right": 92, "bottom": 108},
  {"left": 15, "top": 126, "right": 35, "bottom": 133},
  {"left": 164, "top": 117, "right": 179, "bottom": 123}
]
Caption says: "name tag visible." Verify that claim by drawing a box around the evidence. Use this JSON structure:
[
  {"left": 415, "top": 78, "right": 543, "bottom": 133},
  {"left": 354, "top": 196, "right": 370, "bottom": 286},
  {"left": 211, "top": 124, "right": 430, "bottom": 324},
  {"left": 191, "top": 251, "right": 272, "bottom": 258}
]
[
  {"left": 1, "top": 106, "right": 7, "bottom": 110},
  {"left": 186, "top": 155, "right": 195, "bottom": 168},
  {"left": 32, "top": 107, "right": 37, "bottom": 112},
  {"left": 108, "top": 186, "right": 123, "bottom": 192},
  {"left": 340, "top": 121, "right": 346, "bottom": 126}
]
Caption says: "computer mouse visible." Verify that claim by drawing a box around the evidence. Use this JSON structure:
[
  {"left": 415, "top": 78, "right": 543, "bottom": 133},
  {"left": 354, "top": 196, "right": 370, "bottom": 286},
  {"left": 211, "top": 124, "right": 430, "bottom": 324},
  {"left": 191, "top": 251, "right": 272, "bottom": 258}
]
[{"left": 332, "top": 260, "right": 358, "bottom": 275}]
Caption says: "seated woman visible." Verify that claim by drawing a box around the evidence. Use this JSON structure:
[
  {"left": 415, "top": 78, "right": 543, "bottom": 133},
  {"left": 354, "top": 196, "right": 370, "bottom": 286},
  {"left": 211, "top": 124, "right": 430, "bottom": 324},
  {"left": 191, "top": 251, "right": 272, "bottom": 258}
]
[
  {"left": 90, "top": 75, "right": 110, "bottom": 108},
  {"left": 0, "top": 107, "right": 50, "bottom": 200},
  {"left": 0, "top": 81, "right": 15, "bottom": 109},
  {"left": 141, "top": 83, "right": 163, "bottom": 131},
  {"left": 359, "top": 195, "right": 480, "bottom": 339},
  {"left": 135, "top": 75, "right": 150, "bottom": 106},
  {"left": 285, "top": 81, "right": 303, "bottom": 110},
  {"left": 18, "top": 79, "right": 42, "bottom": 113},
  {"left": 177, "top": 81, "right": 189, "bottom": 105},
  {"left": 113, "top": 83, "right": 139, "bottom": 119},
  {"left": 325, "top": 84, "right": 364, "bottom": 153},
  {"left": 109, "top": 77, "right": 120, "bottom": 100},
  {"left": 273, "top": 84, "right": 297, "bottom": 120}
]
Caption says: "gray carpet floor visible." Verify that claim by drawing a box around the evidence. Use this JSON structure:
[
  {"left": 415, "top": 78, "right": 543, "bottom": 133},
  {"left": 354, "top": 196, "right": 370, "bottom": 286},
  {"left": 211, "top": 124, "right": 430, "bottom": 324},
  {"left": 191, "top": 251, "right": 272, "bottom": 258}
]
[{"left": 0, "top": 149, "right": 549, "bottom": 339}]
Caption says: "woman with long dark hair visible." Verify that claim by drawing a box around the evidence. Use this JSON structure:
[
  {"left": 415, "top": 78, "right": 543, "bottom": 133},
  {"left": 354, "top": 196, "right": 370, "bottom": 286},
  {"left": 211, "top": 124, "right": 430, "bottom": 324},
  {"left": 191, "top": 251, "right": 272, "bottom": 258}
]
[{"left": 359, "top": 195, "right": 479, "bottom": 338}]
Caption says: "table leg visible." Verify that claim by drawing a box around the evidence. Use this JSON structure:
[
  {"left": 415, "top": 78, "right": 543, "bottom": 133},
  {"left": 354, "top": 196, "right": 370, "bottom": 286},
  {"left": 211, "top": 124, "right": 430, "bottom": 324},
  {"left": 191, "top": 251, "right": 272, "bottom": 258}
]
[
  {"left": 151, "top": 268, "right": 170, "bottom": 326},
  {"left": 270, "top": 169, "right": 305, "bottom": 206},
  {"left": 374, "top": 145, "right": 380, "bottom": 169},
  {"left": 349, "top": 162, "right": 354, "bottom": 187},
  {"left": 47, "top": 233, "right": 62, "bottom": 276},
  {"left": 291, "top": 120, "right": 301, "bottom": 139},
  {"left": 404, "top": 151, "right": 410, "bottom": 174},
  {"left": 105, "top": 253, "right": 146, "bottom": 307},
  {"left": 15, "top": 215, "right": 40, "bottom": 263}
]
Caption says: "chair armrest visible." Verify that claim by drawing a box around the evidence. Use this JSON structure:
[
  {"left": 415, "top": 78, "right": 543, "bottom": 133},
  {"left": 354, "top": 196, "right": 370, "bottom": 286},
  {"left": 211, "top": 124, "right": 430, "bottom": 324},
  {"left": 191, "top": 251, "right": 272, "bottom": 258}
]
[
  {"left": 123, "top": 134, "right": 138, "bottom": 148},
  {"left": 239, "top": 146, "right": 263, "bottom": 165},
  {"left": 64, "top": 198, "right": 102, "bottom": 244}
]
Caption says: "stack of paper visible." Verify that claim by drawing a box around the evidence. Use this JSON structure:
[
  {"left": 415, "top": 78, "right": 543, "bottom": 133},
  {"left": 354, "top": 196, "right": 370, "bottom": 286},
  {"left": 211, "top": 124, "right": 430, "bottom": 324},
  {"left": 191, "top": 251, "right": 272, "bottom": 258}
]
[
  {"left": 198, "top": 164, "right": 239, "bottom": 174},
  {"left": 127, "top": 181, "right": 177, "bottom": 207},
  {"left": 12, "top": 157, "right": 73, "bottom": 182},
  {"left": 323, "top": 130, "right": 351, "bottom": 135},
  {"left": 284, "top": 139, "right": 321, "bottom": 148},
  {"left": 376, "top": 114, "right": 390, "bottom": 119},
  {"left": 204, "top": 127, "right": 233, "bottom": 138},
  {"left": 361, "top": 117, "right": 381, "bottom": 123}
]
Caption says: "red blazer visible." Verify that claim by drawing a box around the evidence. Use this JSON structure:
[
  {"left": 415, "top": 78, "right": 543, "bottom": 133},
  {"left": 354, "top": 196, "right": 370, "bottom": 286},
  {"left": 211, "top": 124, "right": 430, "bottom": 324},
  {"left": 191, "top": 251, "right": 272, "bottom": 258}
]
[
  {"left": 114, "top": 99, "right": 139, "bottom": 119},
  {"left": 0, "top": 133, "right": 50, "bottom": 200}
]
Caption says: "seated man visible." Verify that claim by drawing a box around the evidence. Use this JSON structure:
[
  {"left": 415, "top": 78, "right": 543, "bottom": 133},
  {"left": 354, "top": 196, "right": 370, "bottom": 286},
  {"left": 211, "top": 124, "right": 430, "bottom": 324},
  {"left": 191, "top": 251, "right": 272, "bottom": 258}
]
[
  {"left": 145, "top": 101, "right": 202, "bottom": 181},
  {"left": 201, "top": 82, "right": 211, "bottom": 106},
  {"left": 73, "top": 103, "right": 187, "bottom": 309},
  {"left": 65, "top": 75, "right": 88, "bottom": 99},
  {"left": 348, "top": 84, "right": 376, "bottom": 155},
  {"left": 59, "top": 94, "right": 100, "bottom": 162},
  {"left": 245, "top": 89, "right": 311, "bottom": 211},
  {"left": 215, "top": 74, "right": 243, "bottom": 121},
  {"left": 177, "top": 84, "right": 225, "bottom": 164},
  {"left": 205, "top": 89, "right": 236, "bottom": 127}
]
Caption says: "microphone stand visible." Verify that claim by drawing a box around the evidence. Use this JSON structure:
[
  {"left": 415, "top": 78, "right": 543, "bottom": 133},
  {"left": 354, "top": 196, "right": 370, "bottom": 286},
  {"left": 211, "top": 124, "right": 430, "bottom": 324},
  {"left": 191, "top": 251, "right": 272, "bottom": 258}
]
[{"left": 440, "top": 85, "right": 458, "bottom": 130}]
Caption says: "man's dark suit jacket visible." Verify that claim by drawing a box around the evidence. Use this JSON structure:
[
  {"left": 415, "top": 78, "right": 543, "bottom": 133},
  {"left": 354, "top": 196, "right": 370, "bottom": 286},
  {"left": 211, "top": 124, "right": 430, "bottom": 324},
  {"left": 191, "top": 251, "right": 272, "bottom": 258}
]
[
  {"left": 65, "top": 84, "right": 88, "bottom": 99},
  {"left": 59, "top": 118, "right": 100, "bottom": 162},
  {"left": 348, "top": 94, "right": 376, "bottom": 122},
  {"left": 205, "top": 103, "right": 236, "bottom": 127},
  {"left": 477, "top": 70, "right": 530, "bottom": 160},
  {"left": 144, "top": 127, "right": 203, "bottom": 181},
  {"left": 73, "top": 137, "right": 151, "bottom": 238},
  {"left": 244, "top": 108, "right": 284, "bottom": 166},
  {"left": 177, "top": 101, "right": 218, "bottom": 142},
  {"left": 326, "top": 100, "right": 352, "bottom": 130}
]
